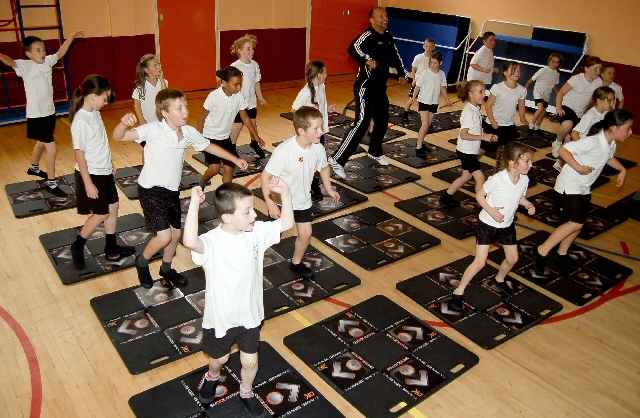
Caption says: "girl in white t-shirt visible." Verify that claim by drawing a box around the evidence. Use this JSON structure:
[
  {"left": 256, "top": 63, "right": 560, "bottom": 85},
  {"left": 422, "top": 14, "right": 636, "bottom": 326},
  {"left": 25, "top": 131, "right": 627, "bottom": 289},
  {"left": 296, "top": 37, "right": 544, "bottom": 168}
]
[
  {"left": 524, "top": 53, "right": 563, "bottom": 131},
  {"left": 450, "top": 142, "right": 536, "bottom": 311},
  {"left": 410, "top": 51, "right": 452, "bottom": 158},
  {"left": 601, "top": 64, "right": 624, "bottom": 109},
  {"left": 230, "top": 34, "right": 267, "bottom": 158},
  {"left": 403, "top": 38, "right": 436, "bottom": 121},
  {"left": 570, "top": 86, "right": 615, "bottom": 141},
  {"left": 483, "top": 61, "right": 528, "bottom": 153},
  {"left": 292, "top": 60, "right": 336, "bottom": 200}
]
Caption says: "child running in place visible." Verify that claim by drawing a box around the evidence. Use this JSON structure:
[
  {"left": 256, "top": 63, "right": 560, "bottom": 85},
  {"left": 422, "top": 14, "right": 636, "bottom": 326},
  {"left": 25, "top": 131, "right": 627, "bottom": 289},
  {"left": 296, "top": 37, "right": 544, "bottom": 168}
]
[
  {"left": 403, "top": 38, "right": 436, "bottom": 122},
  {"left": 198, "top": 67, "right": 265, "bottom": 187},
  {"left": 534, "top": 109, "right": 632, "bottom": 273},
  {"left": 261, "top": 106, "right": 340, "bottom": 279},
  {"left": 552, "top": 56, "right": 603, "bottom": 158},
  {"left": 70, "top": 75, "right": 135, "bottom": 268},
  {"left": 525, "top": 53, "right": 563, "bottom": 131},
  {"left": 0, "top": 31, "right": 83, "bottom": 196},
  {"left": 114, "top": 88, "right": 249, "bottom": 288},
  {"left": 466, "top": 31, "right": 498, "bottom": 87},
  {"left": 482, "top": 61, "right": 528, "bottom": 154},
  {"left": 450, "top": 142, "right": 536, "bottom": 310},
  {"left": 600, "top": 64, "right": 624, "bottom": 109},
  {"left": 292, "top": 60, "right": 336, "bottom": 200},
  {"left": 230, "top": 34, "right": 267, "bottom": 158},
  {"left": 409, "top": 51, "right": 452, "bottom": 158},
  {"left": 184, "top": 179, "right": 294, "bottom": 416},
  {"left": 132, "top": 54, "right": 167, "bottom": 157},
  {"left": 439, "top": 80, "right": 497, "bottom": 207}
]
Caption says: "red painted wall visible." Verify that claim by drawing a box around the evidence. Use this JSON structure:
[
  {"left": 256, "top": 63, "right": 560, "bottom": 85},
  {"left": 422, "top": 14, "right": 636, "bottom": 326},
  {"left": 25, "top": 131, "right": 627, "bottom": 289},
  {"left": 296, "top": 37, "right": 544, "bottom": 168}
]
[{"left": 607, "top": 61, "right": 639, "bottom": 118}]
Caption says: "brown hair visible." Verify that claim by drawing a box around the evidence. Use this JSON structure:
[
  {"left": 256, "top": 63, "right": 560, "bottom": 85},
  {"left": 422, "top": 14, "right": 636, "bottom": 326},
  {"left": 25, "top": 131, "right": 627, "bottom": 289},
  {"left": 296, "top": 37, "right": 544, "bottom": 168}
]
[
  {"left": 575, "top": 56, "right": 602, "bottom": 75},
  {"left": 154, "top": 88, "right": 185, "bottom": 121},
  {"left": 305, "top": 60, "right": 327, "bottom": 106},
  {"left": 293, "top": 106, "right": 323, "bottom": 133},
  {"left": 134, "top": 54, "right": 159, "bottom": 100},
  {"left": 430, "top": 51, "right": 443, "bottom": 62},
  {"left": 548, "top": 52, "right": 564, "bottom": 68},
  {"left": 231, "top": 34, "right": 257, "bottom": 57},
  {"left": 584, "top": 86, "right": 615, "bottom": 113},
  {"left": 495, "top": 142, "right": 535, "bottom": 171},
  {"left": 213, "top": 182, "right": 253, "bottom": 215},
  {"left": 69, "top": 74, "right": 115, "bottom": 122},
  {"left": 501, "top": 61, "right": 520, "bottom": 80},
  {"left": 457, "top": 80, "right": 484, "bottom": 101}
]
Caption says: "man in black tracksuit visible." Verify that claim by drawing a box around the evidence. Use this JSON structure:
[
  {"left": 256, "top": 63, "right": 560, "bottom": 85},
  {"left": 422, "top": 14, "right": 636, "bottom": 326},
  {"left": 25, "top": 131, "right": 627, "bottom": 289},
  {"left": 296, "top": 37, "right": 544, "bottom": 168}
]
[{"left": 329, "top": 7, "right": 408, "bottom": 177}]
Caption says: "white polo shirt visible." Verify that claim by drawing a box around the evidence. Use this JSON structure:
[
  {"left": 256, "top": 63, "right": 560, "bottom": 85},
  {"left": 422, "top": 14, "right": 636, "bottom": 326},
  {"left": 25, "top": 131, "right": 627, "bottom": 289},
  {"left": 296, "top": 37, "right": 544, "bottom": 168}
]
[
  {"left": 456, "top": 102, "right": 483, "bottom": 155},
  {"left": 488, "top": 82, "right": 527, "bottom": 126},
  {"left": 607, "top": 81, "right": 624, "bottom": 103},
  {"left": 479, "top": 169, "right": 528, "bottom": 228},
  {"left": 416, "top": 68, "right": 447, "bottom": 105},
  {"left": 531, "top": 66, "right": 559, "bottom": 102},
  {"left": 231, "top": 59, "right": 261, "bottom": 109},
  {"left": 15, "top": 55, "right": 58, "bottom": 118},
  {"left": 411, "top": 53, "right": 430, "bottom": 77},
  {"left": 467, "top": 46, "right": 494, "bottom": 85},
  {"left": 573, "top": 107, "right": 606, "bottom": 139},
  {"left": 202, "top": 87, "right": 247, "bottom": 140},
  {"left": 71, "top": 109, "right": 113, "bottom": 175},
  {"left": 292, "top": 83, "right": 329, "bottom": 133},
  {"left": 562, "top": 74, "right": 603, "bottom": 118},
  {"left": 132, "top": 78, "right": 168, "bottom": 123}
]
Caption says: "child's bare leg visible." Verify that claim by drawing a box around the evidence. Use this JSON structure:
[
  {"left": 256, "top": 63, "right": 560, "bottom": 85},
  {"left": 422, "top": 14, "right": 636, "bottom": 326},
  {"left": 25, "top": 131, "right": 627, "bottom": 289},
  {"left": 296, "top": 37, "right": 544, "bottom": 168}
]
[
  {"left": 471, "top": 170, "right": 486, "bottom": 194},
  {"left": 556, "top": 120, "right": 574, "bottom": 144},
  {"left": 208, "top": 353, "right": 230, "bottom": 376},
  {"left": 31, "top": 141, "right": 45, "bottom": 165},
  {"left": 201, "top": 163, "right": 221, "bottom": 184},
  {"left": 142, "top": 228, "right": 173, "bottom": 260},
  {"left": 230, "top": 122, "right": 243, "bottom": 144},
  {"left": 416, "top": 110, "right": 429, "bottom": 148},
  {"left": 161, "top": 226, "right": 181, "bottom": 263},
  {"left": 454, "top": 244, "right": 490, "bottom": 295},
  {"left": 446, "top": 170, "right": 472, "bottom": 195},
  {"left": 495, "top": 245, "right": 518, "bottom": 282},
  {"left": 79, "top": 213, "right": 109, "bottom": 238},
  {"left": 239, "top": 351, "right": 259, "bottom": 393},
  {"left": 537, "top": 221, "right": 583, "bottom": 257},
  {"left": 405, "top": 97, "right": 412, "bottom": 112},
  {"left": 102, "top": 202, "right": 120, "bottom": 234},
  {"left": 43, "top": 141, "right": 58, "bottom": 179},
  {"left": 221, "top": 160, "right": 235, "bottom": 184},
  {"left": 532, "top": 103, "right": 545, "bottom": 126},
  {"left": 292, "top": 222, "right": 312, "bottom": 265}
]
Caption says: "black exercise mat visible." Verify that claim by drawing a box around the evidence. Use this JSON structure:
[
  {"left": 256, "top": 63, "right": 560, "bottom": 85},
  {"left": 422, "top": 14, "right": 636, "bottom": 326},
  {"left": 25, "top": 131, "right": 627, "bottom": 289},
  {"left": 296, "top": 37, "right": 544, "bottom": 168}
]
[
  {"left": 382, "top": 137, "right": 457, "bottom": 168},
  {"left": 544, "top": 153, "right": 637, "bottom": 177},
  {"left": 395, "top": 189, "right": 480, "bottom": 240},
  {"left": 518, "top": 188, "right": 627, "bottom": 240},
  {"left": 397, "top": 256, "right": 562, "bottom": 349},
  {"left": 432, "top": 161, "right": 537, "bottom": 192},
  {"left": 389, "top": 108, "right": 462, "bottom": 134},
  {"left": 448, "top": 125, "right": 554, "bottom": 152},
  {"left": 312, "top": 207, "right": 440, "bottom": 270},
  {"left": 6, "top": 174, "right": 76, "bottom": 218},
  {"left": 327, "top": 124, "right": 405, "bottom": 145},
  {"left": 252, "top": 182, "right": 368, "bottom": 220},
  {"left": 487, "top": 230, "right": 633, "bottom": 306},
  {"left": 91, "top": 237, "right": 360, "bottom": 374},
  {"left": 272, "top": 136, "right": 366, "bottom": 158},
  {"left": 283, "top": 295, "right": 479, "bottom": 418},
  {"left": 608, "top": 191, "right": 640, "bottom": 221},
  {"left": 280, "top": 111, "right": 354, "bottom": 127},
  {"left": 192, "top": 144, "right": 271, "bottom": 179},
  {"left": 528, "top": 158, "right": 610, "bottom": 190},
  {"left": 331, "top": 156, "right": 420, "bottom": 194},
  {"left": 129, "top": 341, "right": 345, "bottom": 418},
  {"left": 115, "top": 162, "right": 202, "bottom": 200},
  {"left": 40, "top": 213, "right": 162, "bottom": 285}
]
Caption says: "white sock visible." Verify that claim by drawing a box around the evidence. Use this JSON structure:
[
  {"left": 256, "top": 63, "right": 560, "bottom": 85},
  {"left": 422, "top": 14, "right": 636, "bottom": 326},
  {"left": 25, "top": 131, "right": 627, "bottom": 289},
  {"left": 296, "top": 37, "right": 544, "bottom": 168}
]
[
  {"left": 529, "top": 124, "right": 535, "bottom": 129},
  {"left": 534, "top": 125, "right": 540, "bottom": 130}
]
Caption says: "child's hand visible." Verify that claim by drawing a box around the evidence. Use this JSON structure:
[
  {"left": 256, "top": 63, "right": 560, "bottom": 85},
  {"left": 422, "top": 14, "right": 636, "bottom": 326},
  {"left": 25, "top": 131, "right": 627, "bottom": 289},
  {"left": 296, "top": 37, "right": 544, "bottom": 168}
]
[
  {"left": 235, "top": 158, "right": 249, "bottom": 171},
  {"left": 269, "top": 176, "right": 290, "bottom": 196},
  {"left": 488, "top": 206, "right": 504, "bottom": 222},
  {"left": 445, "top": 102, "right": 452, "bottom": 108},
  {"left": 258, "top": 97, "right": 267, "bottom": 106},
  {"left": 617, "top": 169, "right": 627, "bottom": 188},
  {"left": 491, "top": 121, "right": 499, "bottom": 130},
  {"left": 85, "top": 182, "right": 99, "bottom": 199},
  {"left": 576, "top": 165, "right": 595, "bottom": 175},
  {"left": 120, "top": 113, "right": 137, "bottom": 127},
  {"left": 71, "top": 30, "right": 84, "bottom": 39},
  {"left": 255, "top": 135, "right": 266, "bottom": 148},
  {"left": 328, "top": 104, "right": 337, "bottom": 113},
  {"left": 328, "top": 188, "right": 340, "bottom": 202},
  {"left": 493, "top": 67, "right": 499, "bottom": 73},
  {"left": 556, "top": 108, "right": 565, "bottom": 117},
  {"left": 520, "top": 117, "right": 529, "bottom": 126},
  {"left": 191, "top": 186, "right": 206, "bottom": 204},
  {"left": 527, "top": 205, "right": 535, "bottom": 215}
]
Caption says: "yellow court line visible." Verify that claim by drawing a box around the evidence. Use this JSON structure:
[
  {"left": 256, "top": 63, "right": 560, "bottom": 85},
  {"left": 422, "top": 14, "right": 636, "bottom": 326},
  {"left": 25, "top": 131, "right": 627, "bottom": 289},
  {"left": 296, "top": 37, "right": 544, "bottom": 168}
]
[
  {"left": 59, "top": 117, "right": 71, "bottom": 128},
  {"left": 112, "top": 160, "right": 122, "bottom": 169},
  {"left": 408, "top": 408, "right": 428, "bottom": 418},
  {"left": 288, "top": 311, "right": 312, "bottom": 327}
]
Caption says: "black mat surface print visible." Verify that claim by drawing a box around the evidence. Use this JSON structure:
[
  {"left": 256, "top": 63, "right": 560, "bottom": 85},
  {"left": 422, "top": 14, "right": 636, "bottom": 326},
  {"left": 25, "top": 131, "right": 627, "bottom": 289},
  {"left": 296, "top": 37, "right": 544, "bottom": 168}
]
[
  {"left": 283, "top": 295, "right": 479, "bottom": 418},
  {"left": 192, "top": 144, "right": 271, "bottom": 178},
  {"left": 114, "top": 162, "right": 202, "bottom": 199},
  {"left": 389, "top": 107, "right": 462, "bottom": 134},
  {"left": 608, "top": 191, "right": 640, "bottom": 221},
  {"left": 396, "top": 255, "right": 562, "bottom": 349},
  {"left": 280, "top": 111, "right": 354, "bottom": 128},
  {"left": 381, "top": 138, "right": 458, "bottom": 168},
  {"left": 6, "top": 174, "right": 77, "bottom": 218},
  {"left": 326, "top": 124, "right": 405, "bottom": 145},
  {"left": 331, "top": 156, "right": 421, "bottom": 194}
]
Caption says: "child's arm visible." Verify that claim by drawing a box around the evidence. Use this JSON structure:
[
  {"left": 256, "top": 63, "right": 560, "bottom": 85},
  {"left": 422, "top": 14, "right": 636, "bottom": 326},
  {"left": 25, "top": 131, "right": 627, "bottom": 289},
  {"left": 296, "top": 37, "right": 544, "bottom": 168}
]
[
  {"left": 555, "top": 83, "right": 572, "bottom": 117},
  {"left": 524, "top": 79, "right": 534, "bottom": 89},
  {"left": 75, "top": 150, "right": 99, "bottom": 199},
  {"left": 558, "top": 147, "right": 594, "bottom": 175},
  {"left": 183, "top": 186, "right": 206, "bottom": 254},
  {"left": 570, "top": 129, "right": 581, "bottom": 142},
  {"left": 159, "top": 70, "right": 167, "bottom": 89},
  {"left": 268, "top": 177, "right": 294, "bottom": 232},
  {"left": 255, "top": 82, "right": 267, "bottom": 106},
  {"left": 440, "top": 86, "right": 452, "bottom": 107},
  {"left": 553, "top": 85, "right": 560, "bottom": 94},
  {"left": 470, "top": 63, "right": 490, "bottom": 74},
  {"left": 0, "top": 53, "right": 17, "bottom": 69},
  {"left": 56, "top": 30, "right": 84, "bottom": 59},
  {"left": 197, "top": 109, "right": 209, "bottom": 133},
  {"left": 459, "top": 128, "right": 497, "bottom": 142},
  {"left": 410, "top": 66, "right": 417, "bottom": 84},
  {"left": 260, "top": 170, "right": 281, "bottom": 219},
  {"left": 133, "top": 100, "right": 146, "bottom": 125},
  {"left": 410, "top": 86, "right": 420, "bottom": 103},
  {"left": 113, "top": 113, "right": 140, "bottom": 141},
  {"left": 520, "top": 196, "right": 535, "bottom": 215},
  {"left": 203, "top": 142, "right": 249, "bottom": 170},
  {"left": 476, "top": 187, "right": 504, "bottom": 223},
  {"left": 485, "top": 94, "right": 499, "bottom": 129},
  {"left": 606, "top": 157, "right": 627, "bottom": 188},
  {"left": 518, "top": 98, "right": 528, "bottom": 125},
  {"left": 238, "top": 109, "right": 265, "bottom": 147},
  {"left": 320, "top": 166, "right": 340, "bottom": 202},
  {"left": 618, "top": 99, "right": 624, "bottom": 109}
]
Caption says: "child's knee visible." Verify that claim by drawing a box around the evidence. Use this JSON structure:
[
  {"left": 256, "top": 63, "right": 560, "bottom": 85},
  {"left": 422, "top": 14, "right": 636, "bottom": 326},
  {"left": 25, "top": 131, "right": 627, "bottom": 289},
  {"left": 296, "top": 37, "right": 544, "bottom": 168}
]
[
  {"left": 213, "top": 354, "right": 230, "bottom": 367},
  {"left": 505, "top": 253, "right": 518, "bottom": 266},
  {"left": 155, "top": 230, "right": 173, "bottom": 246},
  {"left": 171, "top": 227, "right": 182, "bottom": 241},
  {"left": 473, "top": 259, "right": 486, "bottom": 271},
  {"left": 241, "top": 357, "right": 258, "bottom": 371}
]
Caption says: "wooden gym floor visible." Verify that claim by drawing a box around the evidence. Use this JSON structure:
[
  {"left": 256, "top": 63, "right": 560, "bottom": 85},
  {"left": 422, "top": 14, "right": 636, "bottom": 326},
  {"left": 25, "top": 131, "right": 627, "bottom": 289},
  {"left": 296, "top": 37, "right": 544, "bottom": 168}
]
[{"left": 1, "top": 74, "right": 639, "bottom": 417}]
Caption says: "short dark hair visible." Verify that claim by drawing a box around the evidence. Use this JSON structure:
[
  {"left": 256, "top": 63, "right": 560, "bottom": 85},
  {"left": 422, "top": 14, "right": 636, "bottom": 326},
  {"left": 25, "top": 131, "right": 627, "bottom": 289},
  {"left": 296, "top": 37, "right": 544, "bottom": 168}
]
[
  {"left": 430, "top": 51, "right": 443, "bottom": 62},
  {"left": 216, "top": 66, "right": 243, "bottom": 82},
  {"left": 155, "top": 88, "right": 186, "bottom": 120},
  {"left": 213, "top": 182, "right": 254, "bottom": 215},
  {"left": 369, "top": 7, "right": 385, "bottom": 19},
  {"left": 482, "top": 31, "right": 496, "bottom": 41},
  {"left": 293, "top": 106, "right": 323, "bottom": 133},
  {"left": 22, "top": 36, "right": 43, "bottom": 52}
]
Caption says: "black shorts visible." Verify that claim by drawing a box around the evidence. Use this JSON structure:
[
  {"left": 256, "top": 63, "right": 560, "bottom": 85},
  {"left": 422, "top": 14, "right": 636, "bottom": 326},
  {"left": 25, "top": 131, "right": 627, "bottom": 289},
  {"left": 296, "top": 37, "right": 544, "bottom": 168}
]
[
  {"left": 233, "top": 107, "right": 258, "bottom": 123},
  {"left": 480, "top": 123, "right": 517, "bottom": 152},
  {"left": 534, "top": 98, "right": 549, "bottom": 108},
  {"left": 294, "top": 207, "right": 314, "bottom": 223},
  {"left": 559, "top": 106, "right": 580, "bottom": 126},
  {"left": 138, "top": 185, "right": 181, "bottom": 232},
  {"left": 562, "top": 192, "right": 591, "bottom": 224},
  {"left": 475, "top": 220, "right": 517, "bottom": 246},
  {"left": 26, "top": 114, "right": 56, "bottom": 143},
  {"left": 139, "top": 141, "right": 146, "bottom": 148},
  {"left": 456, "top": 150, "right": 482, "bottom": 173},
  {"left": 74, "top": 171, "right": 119, "bottom": 215},
  {"left": 203, "top": 137, "right": 240, "bottom": 165},
  {"left": 203, "top": 326, "right": 260, "bottom": 359},
  {"left": 419, "top": 103, "right": 438, "bottom": 113}
]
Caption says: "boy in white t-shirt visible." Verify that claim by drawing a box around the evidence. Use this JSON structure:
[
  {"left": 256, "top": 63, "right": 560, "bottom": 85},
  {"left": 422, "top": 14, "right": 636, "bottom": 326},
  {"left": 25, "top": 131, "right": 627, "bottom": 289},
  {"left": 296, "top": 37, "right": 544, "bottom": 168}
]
[
  {"left": 261, "top": 107, "right": 340, "bottom": 279},
  {"left": 184, "top": 179, "right": 294, "bottom": 416},
  {"left": 403, "top": 38, "right": 436, "bottom": 122},
  {"left": 114, "top": 88, "right": 248, "bottom": 288},
  {"left": 0, "top": 31, "right": 83, "bottom": 196},
  {"left": 467, "top": 31, "right": 498, "bottom": 86}
]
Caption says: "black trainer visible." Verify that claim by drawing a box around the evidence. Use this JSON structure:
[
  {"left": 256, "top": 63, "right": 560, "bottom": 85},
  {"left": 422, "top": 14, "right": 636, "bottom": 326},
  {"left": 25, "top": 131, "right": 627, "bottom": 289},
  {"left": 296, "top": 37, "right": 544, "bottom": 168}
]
[
  {"left": 402, "top": 111, "right": 409, "bottom": 123},
  {"left": 250, "top": 139, "right": 266, "bottom": 159},
  {"left": 450, "top": 294, "right": 464, "bottom": 311},
  {"left": 439, "top": 192, "right": 460, "bottom": 207},
  {"left": 47, "top": 185, "right": 68, "bottom": 197},
  {"left": 553, "top": 252, "right": 579, "bottom": 270},
  {"left": 104, "top": 244, "right": 136, "bottom": 261},
  {"left": 240, "top": 396, "right": 266, "bottom": 417},
  {"left": 27, "top": 168, "right": 47, "bottom": 179},
  {"left": 197, "top": 372, "right": 219, "bottom": 404},
  {"left": 533, "top": 247, "right": 547, "bottom": 275},
  {"left": 71, "top": 243, "right": 85, "bottom": 269},
  {"left": 159, "top": 267, "right": 188, "bottom": 287},
  {"left": 311, "top": 183, "right": 323, "bottom": 201},
  {"left": 290, "top": 261, "right": 314, "bottom": 279},
  {"left": 494, "top": 280, "right": 514, "bottom": 296},
  {"left": 135, "top": 256, "right": 154, "bottom": 288},
  {"left": 415, "top": 147, "right": 428, "bottom": 159}
]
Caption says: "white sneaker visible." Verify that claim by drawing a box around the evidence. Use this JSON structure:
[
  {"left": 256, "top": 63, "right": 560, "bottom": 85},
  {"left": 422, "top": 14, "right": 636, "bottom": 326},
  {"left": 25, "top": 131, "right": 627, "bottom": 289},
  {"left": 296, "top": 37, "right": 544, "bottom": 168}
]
[
  {"left": 553, "top": 160, "right": 563, "bottom": 172},
  {"left": 328, "top": 157, "right": 346, "bottom": 179},
  {"left": 551, "top": 140, "right": 562, "bottom": 158},
  {"left": 367, "top": 153, "right": 389, "bottom": 166}
]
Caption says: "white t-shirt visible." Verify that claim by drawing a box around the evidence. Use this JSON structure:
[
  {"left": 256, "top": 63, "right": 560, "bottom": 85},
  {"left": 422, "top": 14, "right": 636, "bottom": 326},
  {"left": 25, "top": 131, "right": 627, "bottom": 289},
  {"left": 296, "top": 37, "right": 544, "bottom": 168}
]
[
  {"left": 488, "top": 82, "right": 527, "bottom": 126},
  {"left": 607, "top": 81, "right": 624, "bottom": 103},
  {"left": 416, "top": 69, "right": 447, "bottom": 105},
  {"left": 555, "top": 131, "right": 616, "bottom": 195},
  {"left": 192, "top": 219, "right": 282, "bottom": 337},
  {"left": 202, "top": 87, "right": 247, "bottom": 140},
  {"left": 562, "top": 74, "right": 603, "bottom": 118},
  {"left": 467, "top": 45, "right": 494, "bottom": 85},
  {"left": 411, "top": 54, "right": 430, "bottom": 78},
  {"left": 132, "top": 78, "right": 168, "bottom": 123},
  {"left": 264, "top": 136, "right": 328, "bottom": 211},
  {"left": 479, "top": 169, "right": 528, "bottom": 228},
  {"left": 134, "top": 120, "right": 210, "bottom": 190},
  {"left": 531, "top": 66, "right": 559, "bottom": 101},
  {"left": 15, "top": 55, "right": 59, "bottom": 118},
  {"left": 292, "top": 83, "right": 329, "bottom": 132},
  {"left": 71, "top": 109, "right": 112, "bottom": 175},
  {"left": 573, "top": 107, "right": 606, "bottom": 139},
  {"left": 231, "top": 59, "right": 261, "bottom": 110},
  {"left": 456, "top": 102, "right": 483, "bottom": 155}
]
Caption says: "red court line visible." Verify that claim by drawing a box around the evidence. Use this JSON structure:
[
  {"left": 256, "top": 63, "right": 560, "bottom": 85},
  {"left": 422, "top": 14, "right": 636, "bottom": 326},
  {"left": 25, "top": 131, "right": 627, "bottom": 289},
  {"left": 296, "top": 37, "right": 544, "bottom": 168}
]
[
  {"left": 243, "top": 174, "right": 262, "bottom": 189},
  {"left": 439, "top": 99, "right": 461, "bottom": 109},
  {"left": 325, "top": 297, "right": 352, "bottom": 309},
  {"left": 620, "top": 241, "right": 630, "bottom": 255},
  {"left": 0, "top": 306, "right": 42, "bottom": 418},
  {"left": 381, "top": 190, "right": 402, "bottom": 201}
]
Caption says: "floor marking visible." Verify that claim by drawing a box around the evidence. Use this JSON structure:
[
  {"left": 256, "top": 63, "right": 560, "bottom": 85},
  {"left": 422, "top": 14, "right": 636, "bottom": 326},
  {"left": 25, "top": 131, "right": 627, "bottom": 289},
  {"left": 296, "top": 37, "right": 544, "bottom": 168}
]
[
  {"left": 620, "top": 241, "right": 630, "bottom": 255},
  {"left": 381, "top": 190, "right": 402, "bottom": 201},
  {"left": 243, "top": 173, "right": 262, "bottom": 188},
  {"left": 408, "top": 407, "right": 429, "bottom": 418},
  {"left": 412, "top": 181, "right": 436, "bottom": 193},
  {"left": 288, "top": 311, "right": 312, "bottom": 328},
  {"left": 439, "top": 99, "right": 461, "bottom": 109}
]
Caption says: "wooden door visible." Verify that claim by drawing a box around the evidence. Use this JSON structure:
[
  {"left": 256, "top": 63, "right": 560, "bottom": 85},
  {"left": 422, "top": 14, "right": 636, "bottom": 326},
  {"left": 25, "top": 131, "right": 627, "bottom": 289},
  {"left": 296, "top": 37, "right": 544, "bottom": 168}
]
[{"left": 157, "top": 0, "right": 217, "bottom": 92}]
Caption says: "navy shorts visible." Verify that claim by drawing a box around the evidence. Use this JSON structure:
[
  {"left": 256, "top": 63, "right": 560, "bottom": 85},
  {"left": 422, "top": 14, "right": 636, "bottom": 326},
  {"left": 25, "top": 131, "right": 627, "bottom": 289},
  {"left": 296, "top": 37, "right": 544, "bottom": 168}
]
[
  {"left": 234, "top": 107, "right": 258, "bottom": 123},
  {"left": 26, "top": 114, "right": 56, "bottom": 143},
  {"left": 457, "top": 150, "right": 482, "bottom": 173},
  {"left": 418, "top": 102, "right": 438, "bottom": 113},
  {"left": 559, "top": 106, "right": 580, "bottom": 126},
  {"left": 475, "top": 220, "right": 517, "bottom": 246},
  {"left": 481, "top": 123, "right": 517, "bottom": 152},
  {"left": 138, "top": 185, "right": 181, "bottom": 232},
  {"left": 74, "top": 171, "right": 119, "bottom": 215},
  {"left": 294, "top": 207, "right": 314, "bottom": 223},
  {"left": 562, "top": 192, "right": 591, "bottom": 224},
  {"left": 534, "top": 98, "right": 548, "bottom": 108},
  {"left": 203, "top": 137, "right": 240, "bottom": 165},
  {"left": 203, "top": 326, "right": 260, "bottom": 359}
]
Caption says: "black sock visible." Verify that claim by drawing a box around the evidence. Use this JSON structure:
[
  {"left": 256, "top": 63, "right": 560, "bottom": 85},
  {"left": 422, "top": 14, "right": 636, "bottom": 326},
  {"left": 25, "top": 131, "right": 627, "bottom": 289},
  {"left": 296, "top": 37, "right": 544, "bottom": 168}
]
[
  {"left": 137, "top": 255, "right": 150, "bottom": 268},
  {"left": 73, "top": 235, "right": 87, "bottom": 250},
  {"left": 105, "top": 233, "right": 117, "bottom": 251},
  {"left": 161, "top": 261, "right": 172, "bottom": 273}
]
